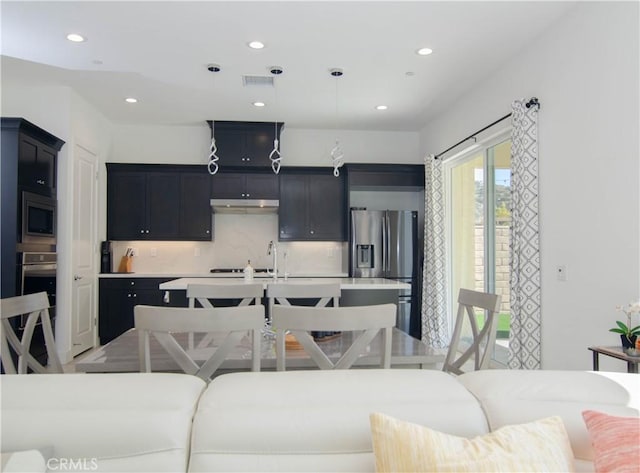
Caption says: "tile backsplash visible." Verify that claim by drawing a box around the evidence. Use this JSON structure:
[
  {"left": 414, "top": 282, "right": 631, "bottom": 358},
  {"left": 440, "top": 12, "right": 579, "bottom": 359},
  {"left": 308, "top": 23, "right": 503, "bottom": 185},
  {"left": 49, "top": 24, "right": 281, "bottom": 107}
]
[{"left": 111, "top": 213, "right": 347, "bottom": 275}]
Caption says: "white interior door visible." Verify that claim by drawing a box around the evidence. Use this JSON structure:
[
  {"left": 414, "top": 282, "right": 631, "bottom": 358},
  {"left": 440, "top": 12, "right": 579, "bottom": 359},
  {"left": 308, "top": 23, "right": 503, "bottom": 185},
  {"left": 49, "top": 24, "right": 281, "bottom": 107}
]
[{"left": 72, "top": 144, "right": 98, "bottom": 356}]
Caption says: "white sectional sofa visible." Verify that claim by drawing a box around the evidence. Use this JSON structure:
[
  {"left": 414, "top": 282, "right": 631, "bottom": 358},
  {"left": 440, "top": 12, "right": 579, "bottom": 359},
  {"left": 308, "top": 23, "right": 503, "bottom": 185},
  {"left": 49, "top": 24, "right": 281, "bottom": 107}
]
[{"left": 2, "top": 369, "right": 638, "bottom": 472}]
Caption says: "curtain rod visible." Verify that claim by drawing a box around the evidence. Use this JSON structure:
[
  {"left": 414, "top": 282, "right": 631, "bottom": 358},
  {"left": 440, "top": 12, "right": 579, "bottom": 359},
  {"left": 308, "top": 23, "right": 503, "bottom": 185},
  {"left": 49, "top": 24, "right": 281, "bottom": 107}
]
[{"left": 434, "top": 97, "right": 540, "bottom": 159}]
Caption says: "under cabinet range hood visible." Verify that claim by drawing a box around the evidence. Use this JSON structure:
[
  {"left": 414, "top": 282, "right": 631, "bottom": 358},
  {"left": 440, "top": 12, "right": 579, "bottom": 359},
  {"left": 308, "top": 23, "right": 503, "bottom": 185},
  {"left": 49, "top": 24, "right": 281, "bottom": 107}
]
[{"left": 210, "top": 199, "right": 279, "bottom": 214}]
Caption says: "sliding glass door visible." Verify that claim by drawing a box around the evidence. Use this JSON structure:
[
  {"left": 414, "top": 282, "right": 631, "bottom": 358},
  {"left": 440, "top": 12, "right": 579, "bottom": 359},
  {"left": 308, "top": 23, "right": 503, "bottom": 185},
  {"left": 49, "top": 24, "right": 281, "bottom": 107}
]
[{"left": 447, "top": 136, "right": 511, "bottom": 365}]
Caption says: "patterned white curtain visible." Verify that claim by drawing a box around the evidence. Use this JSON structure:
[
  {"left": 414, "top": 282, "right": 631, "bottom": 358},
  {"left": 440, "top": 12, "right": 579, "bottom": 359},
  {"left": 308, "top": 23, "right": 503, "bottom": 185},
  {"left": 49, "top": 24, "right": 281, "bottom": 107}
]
[
  {"left": 422, "top": 154, "right": 449, "bottom": 348},
  {"left": 508, "top": 99, "right": 541, "bottom": 369}
]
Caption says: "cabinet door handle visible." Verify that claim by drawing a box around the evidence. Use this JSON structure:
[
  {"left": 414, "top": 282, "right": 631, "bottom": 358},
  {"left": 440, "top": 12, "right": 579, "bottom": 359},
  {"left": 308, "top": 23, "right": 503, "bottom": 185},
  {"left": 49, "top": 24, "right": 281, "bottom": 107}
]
[
  {"left": 310, "top": 230, "right": 315, "bottom": 235},
  {"left": 130, "top": 281, "right": 135, "bottom": 286},
  {"left": 246, "top": 157, "right": 251, "bottom": 162},
  {"left": 36, "top": 179, "right": 45, "bottom": 185},
  {"left": 140, "top": 230, "right": 145, "bottom": 234},
  {"left": 127, "top": 293, "right": 132, "bottom": 298},
  {"left": 241, "top": 193, "right": 245, "bottom": 197},
  {"left": 133, "top": 293, "right": 137, "bottom": 298},
  {"left": 246, "top": 193, "right": 250, "bottom": 197},
  {"left": 145, "top": 230, "right": 149, "bottom": 234},
  {"left": 205, "top": 230, "right": 210, "bottom": 234}
]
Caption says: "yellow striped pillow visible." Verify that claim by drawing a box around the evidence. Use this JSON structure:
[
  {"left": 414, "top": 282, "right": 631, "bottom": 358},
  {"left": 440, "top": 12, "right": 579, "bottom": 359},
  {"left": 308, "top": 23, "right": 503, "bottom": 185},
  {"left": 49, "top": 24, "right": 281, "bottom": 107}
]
[{"left": 370, "top": 413, "right": 575, "bottom": 472}]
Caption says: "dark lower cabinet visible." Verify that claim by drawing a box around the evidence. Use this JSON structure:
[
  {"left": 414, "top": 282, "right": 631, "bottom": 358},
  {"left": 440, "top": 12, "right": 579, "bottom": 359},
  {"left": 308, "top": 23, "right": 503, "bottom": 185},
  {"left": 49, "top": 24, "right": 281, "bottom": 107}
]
[
  {"left": 99, "top": 278, "right": 184, "bottom": 344},
  {"left": 279, "top": 169, "right": 346, "bottom": 241}
]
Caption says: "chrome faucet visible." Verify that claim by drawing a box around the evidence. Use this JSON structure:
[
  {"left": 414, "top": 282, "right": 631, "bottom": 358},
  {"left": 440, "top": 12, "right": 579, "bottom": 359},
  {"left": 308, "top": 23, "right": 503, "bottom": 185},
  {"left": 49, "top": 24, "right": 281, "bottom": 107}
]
[{"left": 267, "top": 240, "right": 278, "bottom": 280}]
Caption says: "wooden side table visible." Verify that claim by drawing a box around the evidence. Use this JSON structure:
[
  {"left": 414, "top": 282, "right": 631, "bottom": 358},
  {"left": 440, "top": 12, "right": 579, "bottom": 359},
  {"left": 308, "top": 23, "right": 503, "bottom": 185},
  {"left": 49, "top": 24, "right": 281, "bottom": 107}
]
[{"left": 588, "top": 346, "right": 640, "bottom": 374}]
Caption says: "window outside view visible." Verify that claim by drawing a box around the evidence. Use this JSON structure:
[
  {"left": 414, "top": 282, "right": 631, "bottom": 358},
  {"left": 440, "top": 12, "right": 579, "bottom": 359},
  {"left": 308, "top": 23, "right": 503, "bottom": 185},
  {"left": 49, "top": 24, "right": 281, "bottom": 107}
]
[{"left": 450, "top": 139, "right": 511, "bottom": 365}]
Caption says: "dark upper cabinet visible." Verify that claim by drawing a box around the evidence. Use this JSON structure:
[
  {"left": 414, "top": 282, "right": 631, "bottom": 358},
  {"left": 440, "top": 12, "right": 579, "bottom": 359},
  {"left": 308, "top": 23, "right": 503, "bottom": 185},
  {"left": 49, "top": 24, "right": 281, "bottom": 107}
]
[
  {"left": 107, "top": 171, "right": 147, "bottom": 240},
  {"left": 279, "top": 169, "right": 346, "bottom": 241},
  {"left": 307, "top": 175, "right": 345, "bottom": 240},
  {"left": 1, "top": 118, "right": 64, "bottom": 199},
  {"left": 107, "top": 164, "right": 212, "bottom": 241},
  {"left": 146, "top": 173, "right": 181, "bottom": 239},
  {"left": 346, "top": 164, "right": 425, "bottom": 189},
  {"left": 18, "top": 133, "right": 58, "bottom": 195},
  {"left": 209, "top": 121, "right": 284, "bottom": 168},
  {"left": 211, "top": 171, "right": 278, "bottom": 200},
  {"left": 278, "top": 176, "right": 307, "bottom": 240},
  {"left": 180, "top": 173, "right": 213, "bottom": 239}
]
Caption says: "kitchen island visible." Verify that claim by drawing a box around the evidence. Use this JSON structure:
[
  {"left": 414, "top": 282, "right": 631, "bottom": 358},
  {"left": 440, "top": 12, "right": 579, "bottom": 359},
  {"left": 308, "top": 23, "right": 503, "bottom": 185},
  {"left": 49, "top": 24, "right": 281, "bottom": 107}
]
[
  {"left": 159, "top": 276, "right": 411, "bottom": 311},
  {"left": 158, "top": 277, "right": 411, "bottom": 291}
]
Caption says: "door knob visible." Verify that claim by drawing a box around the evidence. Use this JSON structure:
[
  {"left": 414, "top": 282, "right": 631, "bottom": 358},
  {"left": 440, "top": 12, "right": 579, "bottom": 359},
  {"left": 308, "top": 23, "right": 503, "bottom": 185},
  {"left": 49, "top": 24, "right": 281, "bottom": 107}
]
[{"left": 74, "top": 275, "right": 83, "bottom": 281}]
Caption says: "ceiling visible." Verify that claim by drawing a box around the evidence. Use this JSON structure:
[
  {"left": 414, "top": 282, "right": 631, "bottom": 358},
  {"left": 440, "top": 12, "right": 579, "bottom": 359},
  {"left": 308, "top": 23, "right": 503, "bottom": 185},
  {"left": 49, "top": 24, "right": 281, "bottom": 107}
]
[{"left": 1, "top": 1, "right": 576, "bottom": 131}]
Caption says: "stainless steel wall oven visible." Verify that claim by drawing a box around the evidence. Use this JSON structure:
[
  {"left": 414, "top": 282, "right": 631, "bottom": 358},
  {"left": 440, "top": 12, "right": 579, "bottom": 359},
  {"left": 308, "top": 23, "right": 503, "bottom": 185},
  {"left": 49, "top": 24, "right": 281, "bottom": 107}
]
[{"left": 16, "top": 252, "right": 57, "bottom": 365}]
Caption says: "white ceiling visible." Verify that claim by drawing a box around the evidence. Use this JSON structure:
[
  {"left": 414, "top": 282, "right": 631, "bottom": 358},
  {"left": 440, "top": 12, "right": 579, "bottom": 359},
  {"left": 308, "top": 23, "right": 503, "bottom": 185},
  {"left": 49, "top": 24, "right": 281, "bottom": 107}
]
[{"left": 1, "top": 1, "right": 576, "bottom": 131}]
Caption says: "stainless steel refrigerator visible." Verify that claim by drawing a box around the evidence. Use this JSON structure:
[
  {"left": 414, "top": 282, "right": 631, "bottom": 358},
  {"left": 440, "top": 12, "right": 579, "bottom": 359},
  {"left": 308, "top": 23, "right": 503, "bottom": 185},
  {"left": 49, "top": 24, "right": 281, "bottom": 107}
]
[{"left": 349, "top": 209, "right": 420, "bottom": 338}]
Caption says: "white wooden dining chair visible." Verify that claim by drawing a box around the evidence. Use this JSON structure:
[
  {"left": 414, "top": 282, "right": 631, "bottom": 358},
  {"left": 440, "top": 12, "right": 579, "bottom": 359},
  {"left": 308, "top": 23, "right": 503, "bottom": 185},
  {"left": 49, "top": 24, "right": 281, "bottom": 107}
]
[
  {"left": 186, "top": 283, "right": 264, "bottom": 349},
  {"left": 272, "top": 303, "right": 396, "bottom": 371},
  {"left": 187, "top": 283, "right": 263, "bottom": 309},
  {"left": 266, "top": 282, "right": 341, "bottom": 312},
  {"left": 442, "top": 288, "right": 502, "bottom": 375},
  {"left": 134, "top": 304, "right": 264, "bottom": 381},
  {"left": 0, "top": 292, "right": 62, "bottom": 374}
]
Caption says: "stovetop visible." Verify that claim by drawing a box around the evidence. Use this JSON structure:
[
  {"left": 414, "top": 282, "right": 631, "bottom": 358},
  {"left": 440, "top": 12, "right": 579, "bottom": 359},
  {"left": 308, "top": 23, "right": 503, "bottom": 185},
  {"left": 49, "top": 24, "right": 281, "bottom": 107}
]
[{"left": 210, "top": 268, "right": 270, "bottom": 274}]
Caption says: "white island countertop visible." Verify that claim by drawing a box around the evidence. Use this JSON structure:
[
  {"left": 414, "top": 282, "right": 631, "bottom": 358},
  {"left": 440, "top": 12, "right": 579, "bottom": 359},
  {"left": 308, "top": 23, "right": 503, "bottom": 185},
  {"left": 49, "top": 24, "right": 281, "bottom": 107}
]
[
  {"left": 100, "top": 272, "right": 349, "bottom": 279},
  {"left": 159, "top": 277, "right": 411, "bottom": 291}
]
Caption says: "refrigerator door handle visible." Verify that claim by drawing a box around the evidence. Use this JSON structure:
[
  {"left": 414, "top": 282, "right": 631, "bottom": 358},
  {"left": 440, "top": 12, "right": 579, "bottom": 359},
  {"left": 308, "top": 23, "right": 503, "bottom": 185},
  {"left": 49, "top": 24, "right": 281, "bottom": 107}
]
[
  {"left": 381, "top": 213, "right": 387, "bottom": 277},
  {"left": 385, "top": 212, "right": 391, "bottom": 275}
]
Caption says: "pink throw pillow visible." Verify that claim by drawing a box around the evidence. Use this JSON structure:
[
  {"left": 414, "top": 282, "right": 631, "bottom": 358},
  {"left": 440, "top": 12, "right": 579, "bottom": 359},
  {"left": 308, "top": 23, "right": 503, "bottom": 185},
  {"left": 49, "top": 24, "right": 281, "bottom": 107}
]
[{"left": 582, "top": 410, "right": 640, "bottom": 473}]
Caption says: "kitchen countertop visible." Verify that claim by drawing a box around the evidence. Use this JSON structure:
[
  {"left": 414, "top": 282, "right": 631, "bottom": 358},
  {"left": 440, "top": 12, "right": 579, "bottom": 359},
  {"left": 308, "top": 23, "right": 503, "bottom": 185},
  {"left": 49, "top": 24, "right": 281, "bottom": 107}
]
[
  {"left": 159, "top": 277, "right": 411, "bottom": 291},
  {"left": 99, "top": 272, "right": 349, "bottom": 279}
]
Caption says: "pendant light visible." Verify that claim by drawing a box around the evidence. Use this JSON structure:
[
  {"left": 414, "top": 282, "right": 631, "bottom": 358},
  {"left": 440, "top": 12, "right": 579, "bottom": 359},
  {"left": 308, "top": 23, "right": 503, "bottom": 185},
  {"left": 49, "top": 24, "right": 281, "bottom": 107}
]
[
  {"left": 206, "top": 63, "right": 221, "bottom": 175},
  {"left": 329, "top": 68, "right": 344, "bottom": 177},
  {"left": 268, "top": 66, "right": 284, "bottom": 174}
]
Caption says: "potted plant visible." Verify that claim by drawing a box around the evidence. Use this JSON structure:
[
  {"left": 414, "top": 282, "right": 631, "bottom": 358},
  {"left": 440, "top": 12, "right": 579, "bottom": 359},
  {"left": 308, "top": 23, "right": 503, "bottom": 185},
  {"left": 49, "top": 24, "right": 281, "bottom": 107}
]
[{"left": 609, "top": 301, "right": 640, "bottom": 349}]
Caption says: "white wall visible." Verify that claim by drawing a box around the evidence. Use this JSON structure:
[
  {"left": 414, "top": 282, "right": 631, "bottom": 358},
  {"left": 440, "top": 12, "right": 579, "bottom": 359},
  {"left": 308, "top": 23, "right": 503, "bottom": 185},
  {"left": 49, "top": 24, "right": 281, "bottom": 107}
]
[
  {"left": 420, "top": 2, "right": 640, "bottom": 370},
  {"left": 109, "top": 124, "right": 421, "bottom": 165},
  {"left": 1, "top": 85, "right": 113, "bottom": 362}
]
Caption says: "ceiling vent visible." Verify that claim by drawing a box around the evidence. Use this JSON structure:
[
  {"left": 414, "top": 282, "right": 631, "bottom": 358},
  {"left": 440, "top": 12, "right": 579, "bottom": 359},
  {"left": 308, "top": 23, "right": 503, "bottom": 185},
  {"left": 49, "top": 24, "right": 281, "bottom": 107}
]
[{"left": 242, "top": 75, "right": 274, "bottom": 87}]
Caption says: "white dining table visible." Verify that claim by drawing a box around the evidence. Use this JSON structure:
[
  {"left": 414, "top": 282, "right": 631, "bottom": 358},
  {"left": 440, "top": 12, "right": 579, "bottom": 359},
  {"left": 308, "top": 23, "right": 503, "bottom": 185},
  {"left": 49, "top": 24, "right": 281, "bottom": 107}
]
[{"left": 75, "top": 327, "right": 444, "bottom": 374}]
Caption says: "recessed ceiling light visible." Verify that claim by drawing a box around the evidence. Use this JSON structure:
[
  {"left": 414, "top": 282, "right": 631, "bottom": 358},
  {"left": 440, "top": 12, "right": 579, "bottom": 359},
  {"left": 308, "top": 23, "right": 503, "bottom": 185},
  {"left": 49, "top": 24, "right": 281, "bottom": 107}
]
[
  {"left": 416, "top": 47, "right": 433, "bottom": 56},
  {"left": 253, "top": 101, "right": 265, "bottom": 107},
  {"left": 405, "top": 71, "right": 415, "bottom": 77},
  {"left": 125, "top": 97, "right": 138, "bottom": 103},
  {"left": 66, "top": 33, "right": 86, "bottom": 42},
  {"left": 375, "top": 105, "right": 388, "bottom": 111},
  {"left": 248, "top": 41, "right": 265, "bottom": 49}
]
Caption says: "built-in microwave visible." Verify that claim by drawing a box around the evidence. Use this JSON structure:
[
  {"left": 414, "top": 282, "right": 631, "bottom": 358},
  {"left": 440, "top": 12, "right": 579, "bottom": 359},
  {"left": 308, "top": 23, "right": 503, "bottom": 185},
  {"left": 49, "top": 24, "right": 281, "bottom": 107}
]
[{"left": 21, "top": 191, "right": 56, "bottom": 247}]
